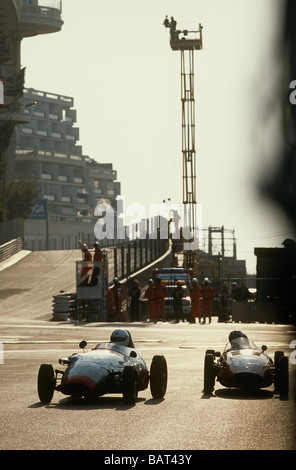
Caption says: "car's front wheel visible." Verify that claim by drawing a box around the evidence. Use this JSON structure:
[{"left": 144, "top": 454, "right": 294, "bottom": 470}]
[
  {"left": 150, "top": 355, "right": 168, "bottom": 399},
  {"left": 204, "top": 353, "right": 215, "bottom": 394},
  {"left": 122, "top": 366, "right": 138, "bottom": 404},
  {"left": 37, "top": 364, "right": 55, "bottom": 403}
]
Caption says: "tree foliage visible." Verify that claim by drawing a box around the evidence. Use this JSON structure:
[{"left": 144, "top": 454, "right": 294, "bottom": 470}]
[{"left": 4, "top": 176, "right": 40, "bottom": 220}]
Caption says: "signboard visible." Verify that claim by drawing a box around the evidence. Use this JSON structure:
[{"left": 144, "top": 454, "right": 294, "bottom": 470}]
[
  {"left": 29, "top": 199, "right": 48, "bottom": 220},
  {"left": 76, "top": 261, "right": 103, "bottom": 299}
]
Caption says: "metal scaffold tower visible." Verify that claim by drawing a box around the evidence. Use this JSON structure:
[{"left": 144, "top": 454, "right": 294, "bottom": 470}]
[{"left": 163, "top": 16, "right": 203, "bottom": 275}]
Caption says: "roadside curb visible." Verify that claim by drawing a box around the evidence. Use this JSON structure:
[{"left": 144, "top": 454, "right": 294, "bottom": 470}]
[{"left": 0, "top": 250, "right": 31, "bottom": 272}]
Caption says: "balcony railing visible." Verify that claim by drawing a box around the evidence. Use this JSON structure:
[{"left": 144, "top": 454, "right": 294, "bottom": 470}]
[
  {"left": 22, "top": 3, "right": 62, "bottom": 21},
  {"left": 21, "top": 2, "right": 63, "bottom": 36}
]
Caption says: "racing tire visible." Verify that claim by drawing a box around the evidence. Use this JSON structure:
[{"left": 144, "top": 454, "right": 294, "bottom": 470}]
[
  {"left": 122, "top": 366, "right": 138, "bottom": 404},
  {"left": 274, "top": 351, "right": 284, "bottom": 368},
  {"left": 205, "top": 349, "right": 216, "bottom": 356},
  {"left": 37, "top": 364, "right": 55, "bottom": 403},
  {"left": 274, "top": 351, "right": 284, "bottom": 392},
  {"left": 204, "top": 354, "right": 215, "bottom": 394},
  {"left": 150, "top": 355, "right": 168, "bottom": 399},
  {"left": 278, "top": 356, "right": 289, "bottom": 397}
]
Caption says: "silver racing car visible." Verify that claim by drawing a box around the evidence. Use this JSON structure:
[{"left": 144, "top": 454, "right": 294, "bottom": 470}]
[
  {"left": 37, "top": 329, "right": 168, "bottom": 405},
  {"left": 204, "top": 330, "right": 289, "bottom": 397}
]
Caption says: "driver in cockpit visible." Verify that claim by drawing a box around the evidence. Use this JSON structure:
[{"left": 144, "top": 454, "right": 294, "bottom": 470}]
[
  {"left": 227, "top": 330, "right": 250, "bottom": 350},
  {"left": 110, "top": 329, "right": 135, "bottom": 348}
]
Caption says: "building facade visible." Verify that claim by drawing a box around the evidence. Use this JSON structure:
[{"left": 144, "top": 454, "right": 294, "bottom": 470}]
[
  {"left": 0, "top": 1, "right": 121, "bottom": 249},
  {"left": 15, "top": 87, "right": 120, "bottom": 222},
  {"left": 0, "top": 0, "right": 64, "bottom": 218}
]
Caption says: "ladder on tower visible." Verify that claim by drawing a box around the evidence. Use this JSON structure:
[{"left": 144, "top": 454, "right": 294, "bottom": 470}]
[{"left": 163, "top": 17, "right": 203, "bottom": 276}]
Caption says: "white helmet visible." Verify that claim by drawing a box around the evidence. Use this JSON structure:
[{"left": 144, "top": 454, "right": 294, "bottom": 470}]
[{"left": 110, "top": 329, "right": 131, "bottom": 347}]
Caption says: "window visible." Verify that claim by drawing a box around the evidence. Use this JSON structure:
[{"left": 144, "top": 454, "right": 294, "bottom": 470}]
[{"left": 61, "top": 196, "right": 71, "bottom": 203}]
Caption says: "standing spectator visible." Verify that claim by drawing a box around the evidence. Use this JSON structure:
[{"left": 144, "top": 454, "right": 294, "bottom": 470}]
[
  {"left": 201, "top": 277, "right": 214, "bottom": 324},
  {"left": 129, "top": 279, "right": 141, "bottom": 322},
  {"left": 107, "top": 277, "right": 124, "bottom": 321},
  {"left": 81, "top": 244, "right": 92, "bottom": 262},
  {"left": 230, "top": 282, "right": 240, "bottom": 301},
  {"left": 154, "top": 277, "right": 167, "bottom": 322},
  {"left": 219, "top": 285, "right": 229, "bottom": 322},
  {"left": 93, "top": 241, "right": 103, "bottom": 262},
  {"left": 173, "top": 280, "right": 184, "bottom": 323},
  {"left": 145, "top": 279, "right": 156, "bottom": 323},
  {"left": 93, "top": 241, "right": 104, "bottom": 281},
  {"left": 190, "top": 278, "right": 201, "bottom": 323},
  {"left": 240, "top": 283, "right": 251, "bottom": 302}
]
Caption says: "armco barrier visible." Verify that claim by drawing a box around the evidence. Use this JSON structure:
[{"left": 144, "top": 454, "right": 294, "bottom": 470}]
[{"left": 0, "top": 238, "right": 23, "bottom": 263}]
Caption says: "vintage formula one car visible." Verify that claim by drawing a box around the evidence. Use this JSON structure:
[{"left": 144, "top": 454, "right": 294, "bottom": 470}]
[
  {"left": 204, "top": 330, "right": 289, "bottom": 397},
  {"left": 37, "top": 329, "right": 168, "bottom": 405}
]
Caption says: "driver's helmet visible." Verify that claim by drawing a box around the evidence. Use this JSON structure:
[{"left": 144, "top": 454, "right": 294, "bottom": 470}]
[
  {"left": 110, "top": 329, "right": 131, "bottom": 347},
  {"left": 228, "top": 330, "right": 247, "bottom": 343}
]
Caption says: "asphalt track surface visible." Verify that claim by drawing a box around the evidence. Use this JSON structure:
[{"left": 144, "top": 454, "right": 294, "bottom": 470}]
[{"left": 0, "top": 251, "right": 295, "bottom": 453}]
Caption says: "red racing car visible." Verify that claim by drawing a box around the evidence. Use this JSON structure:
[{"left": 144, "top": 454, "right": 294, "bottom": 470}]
[
  {"left": 204, "top": 330, "right": 289, "bottom": 397},
  {"left": 37, "top": 329, "right": 168, "bottom": 405}
]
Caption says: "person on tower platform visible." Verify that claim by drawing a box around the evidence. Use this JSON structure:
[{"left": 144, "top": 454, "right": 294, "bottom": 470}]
[
  {"left": 163, "top": 15, "right": 170, "bottom": 28},
  {"left": 145, "top": 279, "right": 156, "bottom": 323},
  {"left": 190, "top": 278, "right": 201, "bottom": 323},
  {"left": 170, "top": 16, "right": 178, "bottom": 39},
  {"left": 201, "top": 277, "right": 214, "bottom": 324},
  {"left": 154, "top": 277, "right": 167, "bottom": 322}
]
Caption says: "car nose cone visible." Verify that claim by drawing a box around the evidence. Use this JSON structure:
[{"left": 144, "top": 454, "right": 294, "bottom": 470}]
[
  {"left": 61, "top": 361, "right": 108, "bottom": 397},
  {"left": 61, "top": 374, "right": 99, "bottom": 396}
]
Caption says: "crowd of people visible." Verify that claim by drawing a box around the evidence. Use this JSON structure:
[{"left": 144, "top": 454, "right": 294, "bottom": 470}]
[
  {"left": 106, "top": 276, "right": 253, "bottom": 323},
  {"left": 106, "top": 275, "right": 218, "bottom": 324}
]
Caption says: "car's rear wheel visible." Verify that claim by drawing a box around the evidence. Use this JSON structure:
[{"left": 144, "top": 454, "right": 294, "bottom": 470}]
[
  {"left": 274, "top": 351, "right": 284, "bottom": 393},
  {"left": 204, "top": 353, "right": 215, "bottom": 394},
  {"left": 278, "top": 355, "right": 289, "bottom": 397},
  {"left": 122, "top": 366, "right": 138, "bottom": 404},
  {"left": 274, "top": 351, "right": 284, "bottom": 368},
  {"left": 37, "top": 364, "right": 55, "bottom": 403},
  {"left": 150, "top": 355, "right": 168, "bottom": 399}
]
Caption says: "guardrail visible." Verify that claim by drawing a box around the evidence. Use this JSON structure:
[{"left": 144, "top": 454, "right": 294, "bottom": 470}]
[{"left": 0, "top": 238, "right": 23, "bottom": 263}]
